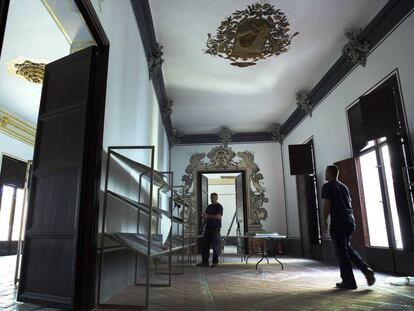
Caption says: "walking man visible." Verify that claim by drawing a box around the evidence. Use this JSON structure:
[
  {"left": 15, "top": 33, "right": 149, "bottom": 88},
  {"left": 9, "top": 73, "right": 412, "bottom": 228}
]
[
  {"left": 197, "top": 193, "right": 223, "bottom": 267},
  {"left": 322, "top": 165, "right": 375, "bottom": 289}
]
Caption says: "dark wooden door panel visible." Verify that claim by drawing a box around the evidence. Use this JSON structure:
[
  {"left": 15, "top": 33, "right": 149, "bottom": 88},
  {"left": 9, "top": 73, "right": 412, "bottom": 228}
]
[
  {"left": 334, "top": 157, "right": 369, "bottom": 247},
  {"left": 235, "top": 174, "right": 244, "bottom": 233},
  {"left": 18, "top": 47, "right": 96, "bottom": 310},
  {"left": 288, "top": 144, "right": 313, "bottom": 175}
]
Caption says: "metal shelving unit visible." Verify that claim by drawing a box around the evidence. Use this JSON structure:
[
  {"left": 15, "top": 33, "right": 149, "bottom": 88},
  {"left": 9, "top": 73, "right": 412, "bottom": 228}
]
[{"left": 97, "top": 146, "right": 174, "bottom": 309}]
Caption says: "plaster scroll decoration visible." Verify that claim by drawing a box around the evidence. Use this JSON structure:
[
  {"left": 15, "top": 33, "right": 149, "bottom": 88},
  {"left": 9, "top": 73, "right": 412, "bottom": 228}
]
[
  {"left": 270, "top": 123, "right": 283, "bottom": 144},
  {"left": 296, "top": 91, "right": 313, "bottom": 117},
  {"left": 205, "top": 2, "right": 299, "bottom": 67},
  {"left": 342, "top": 29, "right": 369, "bottom": 67},
  {"left": 218, "top": 126, "right": 233, "bottom": 148},
  {"left": 162, "top": 99, "right": 174, "bottom": 120},
  {"left": 148, "top": 43, "right": 164, "bottom": 79},
  {"left": 181, "top": 146, "right": 268, "bottom": 235},
  {"left": 169, "top": 128, "right": 183, "bottom": 147},
  {"left": 14, "top": 60, "right": 45, "bottom": 84}
]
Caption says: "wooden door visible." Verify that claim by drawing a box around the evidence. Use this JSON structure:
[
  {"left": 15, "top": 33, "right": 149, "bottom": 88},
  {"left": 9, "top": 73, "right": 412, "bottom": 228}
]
[
  {"left": 0, "top": 0, "right": 9, "bottom": 58},
  {"left": 235, "top": 174, "right": 245, "bottom": 235},
  {"left": 18, "top": 47, "right": 98, "bottom": 310},
  {"left": 199, "top": 174, "right": 209, "bottom": 235},
  {"left": 296, "top": 175, "right": 313, "bottom": 257},
  {"left": 334, "top": 158, "right": 369, "bottom": 247}
]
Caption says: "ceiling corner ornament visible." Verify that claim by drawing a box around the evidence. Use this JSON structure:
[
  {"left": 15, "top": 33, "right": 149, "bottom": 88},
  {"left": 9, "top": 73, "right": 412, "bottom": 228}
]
[
  {"left": 14, "top": 60, "right": 45, "bottom": 84},
  {"left": 205, "top": 2, "right": 299, "bottom": 67},
  {"left": 181, "top": 146, "right": 268, "bottom": 235},
  {"left": 296, "top": 91, "right": 313, "bottom": 117},
  {"left": 169, "top": 128, "right": 182, "bottom": 146},
  {"left": 218, "top": 126, "right": 233, "bottom": 148},
  {"left": 270, "top": 123, "right": 283, "bottom": 143},
  {"left": 162, "top": 99, "right": 174, "bottom": 120},
  {"left": 148, "top": 43, "right": 164, "bottom": 79},
  {"left": 342, "top": 29, "right": 369, "bottom": 67},
  {"left": 0, "top": 109, "right": 36, "bottom": 146}
]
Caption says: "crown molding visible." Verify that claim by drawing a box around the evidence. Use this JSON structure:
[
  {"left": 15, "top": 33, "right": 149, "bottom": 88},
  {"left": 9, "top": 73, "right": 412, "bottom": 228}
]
[
  {"left": 130, "top": 0, "right": 173, "bottom": 139},
  {"left": 281, "top": 0, "right": 414, "bottom": 138},
  {"left": 130, "top": 0, "right": 414, "bottom": 144},
  {"left": 178, "top": 131, "right": 274, "bottom": 145},
  {"left": 0, "top": 108, "right": 36, "bottom": 146}
]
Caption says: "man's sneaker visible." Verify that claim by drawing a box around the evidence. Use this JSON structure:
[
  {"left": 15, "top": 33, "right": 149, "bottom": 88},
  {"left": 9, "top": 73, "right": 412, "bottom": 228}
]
[
  {"left": 196, "top": 262, "right": 209, "bottom": 267},
  {"left": 364, "top": 268, "right": 376, "bottom": 286},
  {"left": 210, "top": 262, "right": 218, "bottom": 267},
  {"left": 336, "top": 282, "right": 357, "bottom": 290}
]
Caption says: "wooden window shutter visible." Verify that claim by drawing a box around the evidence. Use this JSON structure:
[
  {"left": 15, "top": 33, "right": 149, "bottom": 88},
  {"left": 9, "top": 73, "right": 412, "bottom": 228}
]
[
  {"left": 0, "top": 155, "right": 27, "bottom": 188},
  {"left": 359, "top": 85, "right": 399, "bottom": 141},
  {"left": 288, "top": 144, "right": 313, "bottom": 175}
]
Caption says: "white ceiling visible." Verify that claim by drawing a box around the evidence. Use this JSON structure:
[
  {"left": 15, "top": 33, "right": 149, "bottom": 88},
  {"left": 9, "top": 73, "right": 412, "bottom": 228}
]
[{"left": 150, "top": 0, "right": 388, "bottom": 135}]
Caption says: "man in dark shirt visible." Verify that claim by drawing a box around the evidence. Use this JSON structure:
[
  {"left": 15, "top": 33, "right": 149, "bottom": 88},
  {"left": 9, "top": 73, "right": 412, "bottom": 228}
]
[
  {"left": 197, "top": 193, "right": 223, "bottom": 267},
  {"left": 322, "top": 165, "right": 375, "bottom": 289}
]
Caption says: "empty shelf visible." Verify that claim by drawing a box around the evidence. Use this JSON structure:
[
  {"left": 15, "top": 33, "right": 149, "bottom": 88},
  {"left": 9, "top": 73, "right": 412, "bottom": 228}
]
[{"left": 110, "top": 150, "right": 171, "bottom": 191}]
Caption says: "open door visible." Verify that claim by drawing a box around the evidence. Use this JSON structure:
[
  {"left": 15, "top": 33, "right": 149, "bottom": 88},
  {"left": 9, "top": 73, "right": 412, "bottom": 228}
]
[
  {"left": 18, "top": 46, "right": 100, "bottom": 310},
  {"left": 235, "top": 174, "right": 245, "bottom": 235},
  {"left": 334, "top": 158, "right": 369, "bottom": 248},
  {"left": 199, "top": 174, "right": 209, "bottom": 235}
]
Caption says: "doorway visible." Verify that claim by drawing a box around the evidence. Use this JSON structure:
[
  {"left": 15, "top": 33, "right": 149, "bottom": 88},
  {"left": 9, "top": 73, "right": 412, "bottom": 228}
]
[{"left": 198, "top": 171, "right": 247, "bottom": 253}]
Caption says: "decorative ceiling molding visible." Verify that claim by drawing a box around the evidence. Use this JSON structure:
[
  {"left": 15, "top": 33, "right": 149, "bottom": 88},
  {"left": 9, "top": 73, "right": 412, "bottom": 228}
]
[
  {"left": 0, "top": 108, "right": 36, "bottom": 146},
  {"left": 342, "top": 29, "right": 370, "bottom": 67},
  {"left": 162, "top": 99, "right": 173, "bottom": 120},
  {"left": 169, "top": 127, "right": 183, "bottom": 146},
  {"left": 148, "top": 43, "right": 164, "bottom": 79},
  {"left": 131, "top": 0, "right": 173, "bottom": 139},
  {"left": 281, "top": 0, "right": 414, "bottom": 139},
  {"left": 176, "top": 132, "right": 273, "bottom": 145},
  {"left": 205, "top": 2, "right": 298, "bottom": 67},
  {"left": 296, "top": 91, "right": 312, "bottom": 117},
  {"left": 14, "top": 60, "right": 45, "bottom": 84},
  {"left": 218, "top": 126, "right": 233, "bottom": 148},
  {"left": 270, "top": 123, "right": 283, "bottom": 144}
]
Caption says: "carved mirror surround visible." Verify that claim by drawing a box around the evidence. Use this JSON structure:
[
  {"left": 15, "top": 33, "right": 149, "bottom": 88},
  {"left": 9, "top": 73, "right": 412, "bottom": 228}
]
[{"left": 179, "top": 146, "right": 268, "bottom": 235}]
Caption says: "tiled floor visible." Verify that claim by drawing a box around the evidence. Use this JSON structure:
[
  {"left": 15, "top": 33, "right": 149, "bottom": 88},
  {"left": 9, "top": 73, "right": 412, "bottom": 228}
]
[
  {"left": 0, "top": 255, "right": 59, "bottom": 311},
  {"left": 1, "top": 254, "right": 414, "bottom": 311}
]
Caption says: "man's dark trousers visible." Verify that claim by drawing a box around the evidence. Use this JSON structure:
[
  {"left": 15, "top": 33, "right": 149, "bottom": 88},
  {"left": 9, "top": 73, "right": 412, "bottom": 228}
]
[
  {"left": 330, "top": 222, "right": 370, "bottom": 285},
  {"left": 201, "top": 227, "right": 221, "bottom": 264}
]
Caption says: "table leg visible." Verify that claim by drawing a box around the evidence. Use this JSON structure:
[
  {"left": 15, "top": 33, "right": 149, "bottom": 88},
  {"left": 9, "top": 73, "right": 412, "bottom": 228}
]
[{"left": 274, "top": 256, "right": 284, "bottom": 270}]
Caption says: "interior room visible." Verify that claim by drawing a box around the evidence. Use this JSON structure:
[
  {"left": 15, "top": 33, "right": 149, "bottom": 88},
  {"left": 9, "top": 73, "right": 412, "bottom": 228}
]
[{"left": 0, "top": 0, "right": 413, "bottom": 310}]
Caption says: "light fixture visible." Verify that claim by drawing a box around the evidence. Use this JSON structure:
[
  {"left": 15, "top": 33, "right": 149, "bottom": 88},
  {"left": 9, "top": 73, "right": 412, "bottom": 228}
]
[{"left": 205, "top": 2, "right": 299, "bottom": 67}]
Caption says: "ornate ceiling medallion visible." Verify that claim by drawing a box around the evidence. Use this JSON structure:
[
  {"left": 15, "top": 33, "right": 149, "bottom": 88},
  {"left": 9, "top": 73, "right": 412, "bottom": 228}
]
[
  {"left": 205, "top": 2, "right": 298, "bottom": 67},
  {"left": 14, "top": 60, "right": 45, "bottom": 84}
]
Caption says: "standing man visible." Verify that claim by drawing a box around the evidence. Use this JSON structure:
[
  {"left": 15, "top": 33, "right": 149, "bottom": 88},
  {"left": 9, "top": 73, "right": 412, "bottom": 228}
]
[
  {"left": 322, "top": 165, "right": 375, "bottom": 289},
  {"left": 197, "top": 193, "right": 223, "bottom": 267}
]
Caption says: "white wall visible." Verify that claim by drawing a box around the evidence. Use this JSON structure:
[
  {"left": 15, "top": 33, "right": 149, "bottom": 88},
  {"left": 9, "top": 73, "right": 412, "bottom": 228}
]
[
  {"left": 92, "top": 0, "right": 170, "bottom": 301},
  {"left": 0, "top": 132, "right": 33, "bottom": 168},
  {"left": 208, "top": 183, "right": 237, "bottom": 235},
  {"left": 282, "top": 12, "right": 414, "bottom": 238},
  {"left": 171, "top": 142, "right": 286, "bottom": 234}
]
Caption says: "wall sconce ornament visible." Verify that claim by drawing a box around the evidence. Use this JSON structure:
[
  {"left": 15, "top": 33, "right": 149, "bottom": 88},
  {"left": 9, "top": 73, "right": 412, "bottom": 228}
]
[
  {"left": 169, "top": 127, "right": 183, "bottom": 146},
  {"left": 342, "top": 29, "right": 369, "bottom": 67},
  {"left": 296, "top": 91, "right": 313, "bottom": 117},
  {"left": 218, "top": 126, "right": 233, "bottom": 148},
  {"left": 148, "top": 43, "right": 164, "bottom": 79},
  {"left": 270, "top": 123, "right": 283, "bottom": 143},
  {"left": 205, "top": 2, "right": 299, "bottom": 67},
  {"left": 14, "top": 60, "right": 45, "bottom": 84},
  {"left": 162, "top": 99, "right": 174, "bottom": 120}
]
